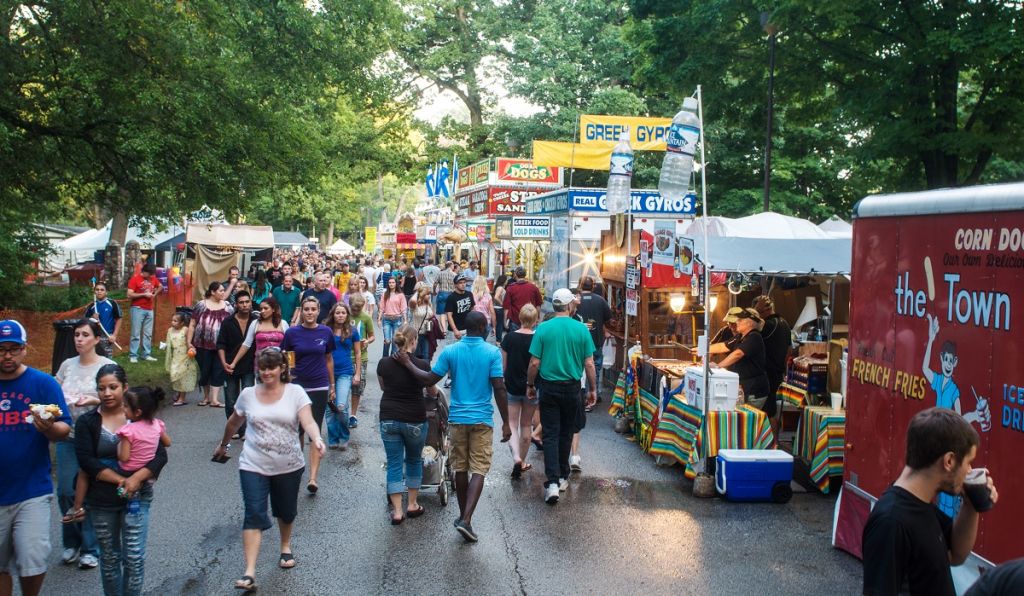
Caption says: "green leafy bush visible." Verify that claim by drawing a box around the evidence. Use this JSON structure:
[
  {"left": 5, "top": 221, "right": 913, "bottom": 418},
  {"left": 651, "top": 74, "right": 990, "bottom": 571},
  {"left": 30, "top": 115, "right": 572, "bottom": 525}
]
[{"left": 6, "top": 284, "right": 96, "bottom": 313}]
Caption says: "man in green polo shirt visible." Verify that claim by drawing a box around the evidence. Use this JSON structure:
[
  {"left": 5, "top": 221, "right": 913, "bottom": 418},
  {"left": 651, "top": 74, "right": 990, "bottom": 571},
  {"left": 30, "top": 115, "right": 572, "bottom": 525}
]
[
  {"left": 271, "top": 274, "right": 302, "bottom": 324},
  {"left": 526, "top": 288, "right": 596, "bottom": 505}
]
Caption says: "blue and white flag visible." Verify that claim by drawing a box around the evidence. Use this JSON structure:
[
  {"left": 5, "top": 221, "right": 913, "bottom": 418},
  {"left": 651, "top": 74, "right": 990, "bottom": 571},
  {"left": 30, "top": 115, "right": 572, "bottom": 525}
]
[
  {"left": 452, "top": 154, "right": 459, "bottom": 191},
  {"left": 436, "top": 159, "right": 451, "bottom": 198},
  {"left": 425, "top": 165, "right": 436, "bottom": 198}
]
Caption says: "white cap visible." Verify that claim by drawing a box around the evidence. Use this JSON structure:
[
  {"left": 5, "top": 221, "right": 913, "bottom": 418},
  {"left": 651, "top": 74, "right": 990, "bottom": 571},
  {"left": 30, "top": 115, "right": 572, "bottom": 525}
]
[
  {"left": 552, "top": 288, "right": 577, "bottom": 306},
  {"left": 683, "top": 97, "right": 698, "bottom": 110}
]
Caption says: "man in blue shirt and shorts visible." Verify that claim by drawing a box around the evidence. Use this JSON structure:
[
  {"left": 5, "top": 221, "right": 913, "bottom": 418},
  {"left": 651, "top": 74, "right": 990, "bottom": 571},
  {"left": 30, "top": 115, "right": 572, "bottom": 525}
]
[
  {"left": 395, "top": 311, "right": 511, "bottom": 543},
  {"left": 0, "top": 320, "right": 73, "bottom": 596}
]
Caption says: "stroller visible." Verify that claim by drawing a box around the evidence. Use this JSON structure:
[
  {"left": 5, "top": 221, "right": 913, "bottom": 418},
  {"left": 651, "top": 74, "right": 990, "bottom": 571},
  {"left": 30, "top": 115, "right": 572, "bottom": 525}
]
[{"left": 419, "top": 387, "right": 453, "bottom": 506}]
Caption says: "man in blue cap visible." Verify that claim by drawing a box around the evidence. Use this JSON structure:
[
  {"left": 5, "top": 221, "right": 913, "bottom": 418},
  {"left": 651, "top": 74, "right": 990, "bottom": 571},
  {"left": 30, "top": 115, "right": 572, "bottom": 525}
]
[{"left": 0, "top": 320, "right": 72, "bottom": 596}]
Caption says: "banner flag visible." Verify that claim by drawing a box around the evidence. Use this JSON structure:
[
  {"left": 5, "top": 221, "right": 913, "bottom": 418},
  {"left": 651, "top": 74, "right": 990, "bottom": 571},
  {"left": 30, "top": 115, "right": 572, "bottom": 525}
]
[
  {"left": 437, "top": 159, "right": 451, "bottom": 198},
  {"left": 532, "top": 140, "right": 612, "bottom": 171},
  {"left": 579, "top": 115, "right": 672, "bottom": 150},
  {"left": 425, "top": 165, "right": 436, "bottom": 198}
]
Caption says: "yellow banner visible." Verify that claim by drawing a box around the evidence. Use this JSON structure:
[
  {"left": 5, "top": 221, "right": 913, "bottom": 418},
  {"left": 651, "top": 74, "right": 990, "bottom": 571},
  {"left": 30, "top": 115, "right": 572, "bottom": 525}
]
[
  {"left": 579, "top": 115, "right": 672, "bottom": 150},
  {"left": 532, "top": 141, "right": 612, "bottom": 171},
  {"left": 364, "top": 227, "right": 377, "bottom": 252}
]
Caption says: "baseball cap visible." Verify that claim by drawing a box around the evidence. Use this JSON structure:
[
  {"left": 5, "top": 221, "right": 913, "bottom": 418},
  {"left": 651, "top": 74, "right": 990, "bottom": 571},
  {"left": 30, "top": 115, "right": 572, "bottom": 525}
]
[
  {"left": 552, "top": 288, "right": 577, "bottom": 306},
  {"left": 723, "top": 307, "right": 744, "bottom": 323},
  {"left": 735, "top": 308, "right": 763, "bottom": 323},
  {"left": 0, "top": 320, "right": 27, "bottom": 345},
  {"left": 454, "top": 274, "right": 468, "bottom": 283}
]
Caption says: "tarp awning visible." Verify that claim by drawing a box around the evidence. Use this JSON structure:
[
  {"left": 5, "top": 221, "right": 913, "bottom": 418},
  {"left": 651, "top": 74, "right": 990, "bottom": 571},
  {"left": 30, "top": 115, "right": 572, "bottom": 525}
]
[
  {"left": 326, "top": 238, "right": 357, "bottom": 254},
  {"left": 186, "top": 224, "right": 274, "bottom": 249},
  {"left": 60, "top": 220, "right": 180, "bottom": 251}
]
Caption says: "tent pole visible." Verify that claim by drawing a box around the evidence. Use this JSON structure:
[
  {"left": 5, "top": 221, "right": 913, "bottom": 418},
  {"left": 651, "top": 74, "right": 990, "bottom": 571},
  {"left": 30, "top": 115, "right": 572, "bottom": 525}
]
[{"left": 697, "top": 85, "right": 713, "bottom": 470}]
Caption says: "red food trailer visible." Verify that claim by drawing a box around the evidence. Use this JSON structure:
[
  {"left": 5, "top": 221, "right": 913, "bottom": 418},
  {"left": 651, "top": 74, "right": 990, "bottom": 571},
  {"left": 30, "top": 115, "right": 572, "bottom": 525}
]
[{"left": 834, "top": 182, "right": 1024, "bottom": 590}]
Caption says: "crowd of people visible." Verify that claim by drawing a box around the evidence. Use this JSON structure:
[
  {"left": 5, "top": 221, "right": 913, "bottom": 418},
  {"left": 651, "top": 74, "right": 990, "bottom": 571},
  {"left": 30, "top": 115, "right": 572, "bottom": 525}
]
[
  {"left": 2, "top": 246, "right": 1018, "bottom": 596},
  {"left": 0, "top": 249, "right": 617, "bottom": 595}
]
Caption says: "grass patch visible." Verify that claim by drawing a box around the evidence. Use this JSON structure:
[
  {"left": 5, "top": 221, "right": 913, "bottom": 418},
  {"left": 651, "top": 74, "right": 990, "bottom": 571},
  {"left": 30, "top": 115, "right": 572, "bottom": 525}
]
[{"left": 112, "top": 349, "right": 171, "bottom": 389}]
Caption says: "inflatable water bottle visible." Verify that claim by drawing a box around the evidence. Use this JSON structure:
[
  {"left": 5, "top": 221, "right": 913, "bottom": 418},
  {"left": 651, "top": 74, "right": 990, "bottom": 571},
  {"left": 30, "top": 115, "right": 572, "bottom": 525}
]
[
  {"left": 607, "top": 130, "right": 633, "bottom": 214},
  {"left": 658, "top": 97, "right": 701, "bottom": 201}
]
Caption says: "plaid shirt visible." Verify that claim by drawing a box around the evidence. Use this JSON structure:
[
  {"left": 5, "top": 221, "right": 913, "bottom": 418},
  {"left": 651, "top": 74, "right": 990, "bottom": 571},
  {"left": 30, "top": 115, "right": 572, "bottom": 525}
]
[{"left": 438, "top": 269, "right": 457, "bottom": 293}]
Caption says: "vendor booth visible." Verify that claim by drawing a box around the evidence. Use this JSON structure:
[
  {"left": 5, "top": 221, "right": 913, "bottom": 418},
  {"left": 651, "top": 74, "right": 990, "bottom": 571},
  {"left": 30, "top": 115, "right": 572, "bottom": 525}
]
[
  {"left": 607, "top": 210, "right": 853, "bottom": 492},
  {"left": 525, "top": 187, "right": 697, "bottom": 293},
  {"left": 452, "top": 157, "right": 564, "bottom": 277},
  {"left": 182, "top": 223, "right": 275, "bottom": 304}
]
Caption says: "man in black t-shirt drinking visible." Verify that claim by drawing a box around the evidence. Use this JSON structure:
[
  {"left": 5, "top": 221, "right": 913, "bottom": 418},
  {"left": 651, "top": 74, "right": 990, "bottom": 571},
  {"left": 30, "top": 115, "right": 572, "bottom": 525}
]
[{"left": 862, "top": 408, "right": 999, "bottom": 596}]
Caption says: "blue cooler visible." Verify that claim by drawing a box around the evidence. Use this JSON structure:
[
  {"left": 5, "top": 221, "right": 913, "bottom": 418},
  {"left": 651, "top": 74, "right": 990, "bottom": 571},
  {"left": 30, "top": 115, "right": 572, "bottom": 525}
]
[{"left": 715, "top": 449, "right": 793, "bottom": 503}]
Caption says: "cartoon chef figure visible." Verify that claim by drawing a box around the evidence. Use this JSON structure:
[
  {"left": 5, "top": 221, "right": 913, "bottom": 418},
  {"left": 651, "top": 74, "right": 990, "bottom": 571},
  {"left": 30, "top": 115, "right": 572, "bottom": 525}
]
[{"left": 922, "top": 313, "right": 992, "bottom": 517}]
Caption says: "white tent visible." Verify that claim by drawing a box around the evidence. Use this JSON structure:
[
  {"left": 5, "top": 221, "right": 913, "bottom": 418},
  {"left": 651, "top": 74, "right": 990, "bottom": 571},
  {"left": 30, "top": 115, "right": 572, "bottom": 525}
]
[
  {"left": 685, "top": 211, "right": 851, "bottom": 275},
  {"left": 818, "top": 215, "right": 853, "bottom": 238},
  {"left": 326, "top": 238, "right": 357, "bottom": 254},
  {"left": 60, "top": 220, "right": 182, "bottom": 265}
]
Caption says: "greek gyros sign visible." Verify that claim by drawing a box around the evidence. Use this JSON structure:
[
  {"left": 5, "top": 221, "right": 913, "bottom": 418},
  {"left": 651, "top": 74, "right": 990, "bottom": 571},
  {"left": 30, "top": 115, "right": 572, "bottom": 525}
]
[{"left": 511, "top": 217, "right": 551, "bottom": 240}]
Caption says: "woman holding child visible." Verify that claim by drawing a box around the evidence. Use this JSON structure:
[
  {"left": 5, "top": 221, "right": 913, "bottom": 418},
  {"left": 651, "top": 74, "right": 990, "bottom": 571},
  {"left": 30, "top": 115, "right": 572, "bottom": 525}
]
[{"left": 74, "top": 363, "right": 169, "bottom": 596}]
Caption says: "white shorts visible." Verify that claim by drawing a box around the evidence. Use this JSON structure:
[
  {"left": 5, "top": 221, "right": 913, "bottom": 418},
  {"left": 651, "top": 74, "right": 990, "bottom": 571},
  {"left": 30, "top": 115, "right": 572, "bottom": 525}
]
[{"left": 0, "top": 494, "right": 53, "bottom": 577}]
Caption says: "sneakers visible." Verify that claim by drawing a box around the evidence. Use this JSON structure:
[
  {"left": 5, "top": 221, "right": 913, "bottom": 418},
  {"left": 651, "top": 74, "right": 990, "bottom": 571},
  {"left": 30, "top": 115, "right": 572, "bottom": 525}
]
[
  {"left": 144, "top": 356, "right": 158, "bottom": 362},
  {"left": 129, "top": 357, "right": 138, "bottom": 364},
  {"left": 558, "top": 478, "right": 569, "bottom": 492},
  {"left": 61, "top": 547, "right": 80, "bottom": 564},
  {"left": 348, "top": 416, "right": 359, "bottom": 429},
  {"left": 544, "top": 483, "right": 560, "bottom": 504},
  {"left": 78, "top": 553, "right": 98, "bottom": 569},
  {"left": 569, "top": 455, "right": 582, "bottom": 473},
  {"left": 454, "top": 518, "right": 478, "bottom": 542}
]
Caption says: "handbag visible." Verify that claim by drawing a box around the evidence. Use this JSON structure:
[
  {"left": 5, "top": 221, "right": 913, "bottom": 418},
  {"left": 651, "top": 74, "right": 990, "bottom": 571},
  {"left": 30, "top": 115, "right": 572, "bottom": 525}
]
[{"left": 418, "top": 311, "right": 433, "bottom": 334}]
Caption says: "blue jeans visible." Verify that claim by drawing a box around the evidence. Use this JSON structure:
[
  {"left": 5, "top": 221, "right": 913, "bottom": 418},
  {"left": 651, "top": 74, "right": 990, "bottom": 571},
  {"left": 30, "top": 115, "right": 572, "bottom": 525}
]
[
  {"left": 381, "top": 317, "right": 403, "bottom": 358},
  {"left": 56, "top": 440, "right": 99, "bottom": 556},
  {"left": 415, "top": 335, "right": 430, "bottom": 361},
  {"left": 379, "top": 420, "right": 428, "bottom": 495},
  {"left": 435, "top": 291, "right": 450, "bottom": 315},
  {"left": 129, "top": 307, "right": 153, "bottom": 359},
  {"left": 326, "top": 375, "right": 353, "bottom": 445},
  {"left": 89, "top": 488, "right": 153, "bottom": 596}
]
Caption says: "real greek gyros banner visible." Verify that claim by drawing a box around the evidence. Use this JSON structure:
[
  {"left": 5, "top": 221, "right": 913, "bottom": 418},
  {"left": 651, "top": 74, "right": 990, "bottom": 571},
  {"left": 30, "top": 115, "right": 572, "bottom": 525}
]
[{"left": 579, "top": 115, "right": 672, "bottom": 150}]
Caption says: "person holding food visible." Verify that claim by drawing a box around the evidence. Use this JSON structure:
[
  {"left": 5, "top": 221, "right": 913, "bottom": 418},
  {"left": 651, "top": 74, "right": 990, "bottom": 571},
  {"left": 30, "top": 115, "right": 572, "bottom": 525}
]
[{"left": 0, "top": 319, "right": 73, "bottom": 596}]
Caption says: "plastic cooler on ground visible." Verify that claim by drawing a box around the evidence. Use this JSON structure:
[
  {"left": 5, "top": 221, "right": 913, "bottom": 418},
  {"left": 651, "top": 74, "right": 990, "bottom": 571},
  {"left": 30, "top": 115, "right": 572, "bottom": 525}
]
[
  {"left": 683, "top": 366, "right": 739, "bottom": 412},
  {"left": 715, "top": 449, "right": 793, "bottom": 503}
]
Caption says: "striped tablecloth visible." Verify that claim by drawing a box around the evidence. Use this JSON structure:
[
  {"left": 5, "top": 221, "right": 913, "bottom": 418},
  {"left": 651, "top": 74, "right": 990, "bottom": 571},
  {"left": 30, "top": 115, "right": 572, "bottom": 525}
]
[
  {"left": 777, "top": 382, "right": 810, "bottom": 408},
  {"left": 794, "top": 405, "right": 846, "bottom": 493},
  {"left": 682, "top": 405, "right": 776, "bottom": 479},
  {"left": 648, "top": 397, "right": 703, "bottom": 465}
]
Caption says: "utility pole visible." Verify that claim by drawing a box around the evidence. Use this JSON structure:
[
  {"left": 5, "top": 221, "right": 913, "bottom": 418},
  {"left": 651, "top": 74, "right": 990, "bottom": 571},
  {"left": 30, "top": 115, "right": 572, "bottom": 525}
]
[{"left": 761, "top": 12, "right": 779, "bottom": 213}]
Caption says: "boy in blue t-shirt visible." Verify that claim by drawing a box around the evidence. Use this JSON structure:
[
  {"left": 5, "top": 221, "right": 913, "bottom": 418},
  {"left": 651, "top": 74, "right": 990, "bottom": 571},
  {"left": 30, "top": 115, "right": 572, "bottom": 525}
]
[{"left": 83, "top": 282, "right": 122, "bottom": 354}]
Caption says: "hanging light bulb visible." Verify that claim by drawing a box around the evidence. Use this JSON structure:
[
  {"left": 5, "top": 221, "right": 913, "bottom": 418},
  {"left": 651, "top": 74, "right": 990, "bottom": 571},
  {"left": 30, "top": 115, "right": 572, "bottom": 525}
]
[
  {"left": 709, "top": 293, "right": 719, "bottom": 313},
  {"left": 670, "top": 294, "right": 687, "bottom": 314}
]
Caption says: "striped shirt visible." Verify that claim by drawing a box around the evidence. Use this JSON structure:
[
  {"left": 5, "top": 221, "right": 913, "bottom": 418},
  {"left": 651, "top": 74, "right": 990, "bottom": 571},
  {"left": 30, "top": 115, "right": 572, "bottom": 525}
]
[{"left": 438, "top": 269, "right": 457, "bottom": 293}]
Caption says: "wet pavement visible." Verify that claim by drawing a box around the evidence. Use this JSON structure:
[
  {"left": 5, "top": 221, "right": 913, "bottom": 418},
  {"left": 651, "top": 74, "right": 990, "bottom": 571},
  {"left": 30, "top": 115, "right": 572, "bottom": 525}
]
[{"left": 41, "top": 345, "right": 862, "bottom": 595}]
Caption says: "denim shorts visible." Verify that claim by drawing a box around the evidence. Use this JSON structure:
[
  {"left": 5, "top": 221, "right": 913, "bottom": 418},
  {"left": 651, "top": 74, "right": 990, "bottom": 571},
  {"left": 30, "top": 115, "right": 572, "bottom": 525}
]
[
  {"left": 435, "top": 292, "right": 451, "bottom": 314},
  {"left": 507, "top": 393, "right": 538, "bottom": 406},
  {"left": 239, "top": 468, "right": 304, "bottom": 531}
]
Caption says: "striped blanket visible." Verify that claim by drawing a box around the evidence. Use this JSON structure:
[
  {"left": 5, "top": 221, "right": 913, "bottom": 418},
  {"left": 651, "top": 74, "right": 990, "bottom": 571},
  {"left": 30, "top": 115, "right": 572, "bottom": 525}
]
[
  {"left": 794, "top": 406, "right": 846, "bottom": 493},
  {"left": 684, "top": 405, "right": 776, "bottom": 479},
  {"left": 648, "top": 397, "right": 703, "bottom": 465}
]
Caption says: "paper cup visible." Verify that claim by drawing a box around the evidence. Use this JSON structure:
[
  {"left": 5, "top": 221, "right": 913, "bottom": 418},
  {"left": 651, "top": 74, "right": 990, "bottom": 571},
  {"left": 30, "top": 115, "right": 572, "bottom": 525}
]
[{"left": 830, "top": 392, "right": 843, "bottom": 412}]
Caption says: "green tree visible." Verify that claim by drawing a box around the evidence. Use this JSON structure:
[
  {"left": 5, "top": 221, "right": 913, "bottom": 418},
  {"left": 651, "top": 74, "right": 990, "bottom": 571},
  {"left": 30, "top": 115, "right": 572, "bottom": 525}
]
[{"left": 1, "top": 1, "right": 404, "bottom": 267}]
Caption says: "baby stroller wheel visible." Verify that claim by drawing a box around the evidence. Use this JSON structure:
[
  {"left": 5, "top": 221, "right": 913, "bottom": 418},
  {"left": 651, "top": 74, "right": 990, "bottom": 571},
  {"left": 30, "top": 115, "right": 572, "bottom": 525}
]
[{"left": 438, "top": 479, "right": 449, "bottom": 506}]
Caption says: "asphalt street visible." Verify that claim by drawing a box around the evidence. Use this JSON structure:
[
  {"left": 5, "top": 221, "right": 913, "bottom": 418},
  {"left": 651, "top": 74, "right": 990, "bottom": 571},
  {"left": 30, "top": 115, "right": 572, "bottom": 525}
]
[{"left": 40, "top": 342, "right": 862, "bottom": 595}]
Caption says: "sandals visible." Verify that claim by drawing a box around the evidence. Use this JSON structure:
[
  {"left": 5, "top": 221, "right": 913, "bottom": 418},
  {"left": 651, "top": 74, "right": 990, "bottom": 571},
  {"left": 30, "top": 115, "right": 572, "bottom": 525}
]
[
  {"left": 306, "top": 482, "right": 318, "bottom": 495},
  {"left": 234, "top": 575, "right": 257, "bottom": 591},
  {"left": 210, "top": 402, "right": 225, "bottom": 408},
  {"left": 61, "top": 507, "right": 86, "bottom": 524},
  {"left": 172, "top": 400, "right": 187, "bottom": 407},
  {"left": 390, "top": 514, "right": 405, "bottom": 525},
  {"left": 278, "top": 553, "right": 296, "bottom": 569},
  {"left": 406, "top": 504, "right": 425, "bottom": 519},
  {"left": 531, "top": 438, "right": 544, "bottom": 450},
  {"left": 197, "top": 401, "right": 210, "bottom": 407},
  {"left": 511, "top": 462, "right": 523, "bottom": 479}
]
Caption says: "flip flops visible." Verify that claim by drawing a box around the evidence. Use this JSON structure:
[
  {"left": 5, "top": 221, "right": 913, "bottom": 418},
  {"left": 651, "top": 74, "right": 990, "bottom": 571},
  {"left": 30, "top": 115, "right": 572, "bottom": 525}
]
[
  {"left": 210, "top": 403, "right": 225, "bottom": 408},
  {"left": 197, "top": 401, "right": 209, "bottom": 407},
  {"left": 61, "top": 507, "right": 86, "bottom": 524},
  {"left": 234, "top": 575, "right": 257, "bottom": 591},
  {"left": 278, "top": 553, "right": 295, "bottom": 569},
  {"left": 406, "top": 505, "right": 425, "bottom": 519}
]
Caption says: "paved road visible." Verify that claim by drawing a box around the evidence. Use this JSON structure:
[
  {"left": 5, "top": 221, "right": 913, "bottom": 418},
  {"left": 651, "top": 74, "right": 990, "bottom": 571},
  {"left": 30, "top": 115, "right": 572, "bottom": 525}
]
[{"left": 41, "top": 344, "right": 862, "bottom": 595}]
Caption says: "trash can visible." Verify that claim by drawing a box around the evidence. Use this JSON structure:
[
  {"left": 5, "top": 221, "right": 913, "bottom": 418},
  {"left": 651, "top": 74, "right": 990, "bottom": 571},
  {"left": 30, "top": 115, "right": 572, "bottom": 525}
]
[{"left": 51, "top": 320, "right": 80, "bottom": 374}]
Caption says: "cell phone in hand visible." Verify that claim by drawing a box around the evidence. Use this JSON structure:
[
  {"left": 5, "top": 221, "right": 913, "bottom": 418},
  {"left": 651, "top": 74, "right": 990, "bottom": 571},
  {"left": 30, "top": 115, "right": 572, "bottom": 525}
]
[{"left": 211, "top": 453, "right": 231, "bottom": 464}]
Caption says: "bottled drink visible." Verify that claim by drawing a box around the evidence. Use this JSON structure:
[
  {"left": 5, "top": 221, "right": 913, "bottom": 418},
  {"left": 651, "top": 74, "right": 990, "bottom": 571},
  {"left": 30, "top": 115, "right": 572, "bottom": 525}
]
[
  {"left": 658, "top": 97, "right": 701, "bottom": 201},
  {"left": 127, "top": 496, "right": 141, "bottom": 515},
  {"left": 606, "top": 130, "right": 633, "bottom": 214}
]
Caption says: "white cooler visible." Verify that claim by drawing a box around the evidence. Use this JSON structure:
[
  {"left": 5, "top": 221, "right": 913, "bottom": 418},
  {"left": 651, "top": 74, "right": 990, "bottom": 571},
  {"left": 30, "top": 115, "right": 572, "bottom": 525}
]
[{"left": 683, "top": 366, "right": 739, "bottom": 412}]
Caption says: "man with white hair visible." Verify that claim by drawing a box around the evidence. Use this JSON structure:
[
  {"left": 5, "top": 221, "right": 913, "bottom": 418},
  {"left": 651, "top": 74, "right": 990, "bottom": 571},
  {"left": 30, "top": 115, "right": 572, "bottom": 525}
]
[
  {"left": 525, "top": 289, "right": 596, "bottom": 505},
  {"left": 298, "top": 272, "right": 337, "bottom": 325}
]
